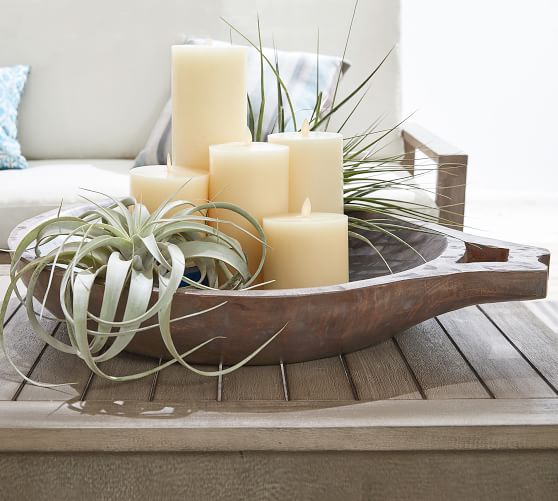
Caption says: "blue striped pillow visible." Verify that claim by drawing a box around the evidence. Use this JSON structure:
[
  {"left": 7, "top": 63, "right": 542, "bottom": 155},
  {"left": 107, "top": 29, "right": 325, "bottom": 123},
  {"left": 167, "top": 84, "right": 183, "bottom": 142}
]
[
  {"left": 0, "top": 65, "right": 30, "bottom": 170},
  {"left": 134, "top": 40, "right": 349, "bottom": 167}
]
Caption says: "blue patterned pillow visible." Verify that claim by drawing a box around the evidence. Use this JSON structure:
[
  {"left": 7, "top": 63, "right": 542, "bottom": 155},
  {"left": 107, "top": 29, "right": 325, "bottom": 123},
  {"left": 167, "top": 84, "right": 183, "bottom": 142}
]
[{"left": 0, "top": 65, "right": 30, "bottom": 170}]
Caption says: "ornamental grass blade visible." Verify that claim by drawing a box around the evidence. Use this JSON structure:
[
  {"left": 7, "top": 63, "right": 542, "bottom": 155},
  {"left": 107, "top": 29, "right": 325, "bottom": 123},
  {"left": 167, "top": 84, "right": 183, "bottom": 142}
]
[
  {"left": 325, "top": 0, "right": 359, "bottom": 130},
  {"left": 247, "top": 94, "right": 256, "bottom": 139},
  {"left": 221, "top": 17, "right": 298, "bottom": 131},
  {"left": 312, "top": 46, "right": 394, "bottom": 131},
  {"left": 273, "top": 37, "right": 285, "bottom": 133},
  {"left": 349, "top": 230, "right": 393, "bottom": 274},
  {"left": 255, "top": 14, "right": 266, "bottom": 142}
]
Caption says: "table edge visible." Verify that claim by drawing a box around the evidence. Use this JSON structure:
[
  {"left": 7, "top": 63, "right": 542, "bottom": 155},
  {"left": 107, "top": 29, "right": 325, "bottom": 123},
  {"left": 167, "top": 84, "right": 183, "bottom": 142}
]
[{"left": 1, "top": 399, "right": 557, "bottom": 452}]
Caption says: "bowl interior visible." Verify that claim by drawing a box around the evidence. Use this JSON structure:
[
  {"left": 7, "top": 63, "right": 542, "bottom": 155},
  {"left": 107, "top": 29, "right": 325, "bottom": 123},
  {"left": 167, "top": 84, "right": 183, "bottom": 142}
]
[{"left": 348, "top": 213, "right": 447, "bottom": 281}]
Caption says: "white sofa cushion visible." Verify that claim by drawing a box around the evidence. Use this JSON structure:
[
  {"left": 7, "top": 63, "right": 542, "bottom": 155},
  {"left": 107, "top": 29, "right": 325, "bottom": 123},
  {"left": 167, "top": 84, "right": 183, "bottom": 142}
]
[
  {"left": 0, "top": 159, "right": 131, "bottom": 249},
  {"left": 347, "top": 169, "right": 439, "bottom": 220}
]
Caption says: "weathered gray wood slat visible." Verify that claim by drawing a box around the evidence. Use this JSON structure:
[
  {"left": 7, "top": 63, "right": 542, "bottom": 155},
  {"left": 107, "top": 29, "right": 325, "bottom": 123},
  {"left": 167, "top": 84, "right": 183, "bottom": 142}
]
[
  {"left": 1, "top": 450, "right": 557, "bottom": 501},
  {"left": 153, "top": 363, "right": 218, "bottom": 402},
  {"left": 84, "top": 353, "right": 157, "bottom": 401},
  {"left": 222, "top": 365, "right": 285, "bottom": 401},
  {"left": 286, "top": 356, "right": 355, "bottom": 401},
  {"left": 0, "top": 268, "right": 12, "bottom": 306},
  {"left": 16, "top": 323, "right": 92, "bottom": 401},
  {"left": 395, "top": 319, "right": 490, "bottom": 399},
  {"left": 2, "top": 297, "right": 20, "bottom": 324},
  {"left": 345, "top": 340, "right": 422, "bottom": 400},
  {"left": 480, "top": 302, "right": 558, "bottom": 392},
  {"left": 2, "top": 300, "right": 555, "bottom": 406},
  {"left": 2, "top": 277, "right": 27, "bottom": 326},
  {"left": 438, "top": 306, "right": 556, "bottom": 398},
  {"left": 0, "top": 306, "right": 58, "bottom": 400},
  {"left": 0, "top": 266, "right": 26, "bottom": 321},
  {"left": 1, "top": 399, "right": 557, "bottom": 452}
]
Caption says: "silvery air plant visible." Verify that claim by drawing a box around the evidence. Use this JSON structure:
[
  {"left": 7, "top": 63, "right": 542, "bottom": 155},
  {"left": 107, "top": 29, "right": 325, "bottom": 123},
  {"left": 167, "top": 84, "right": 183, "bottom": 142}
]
[{"left": 0, "top": 190, "right": 285, "bottom": 386}]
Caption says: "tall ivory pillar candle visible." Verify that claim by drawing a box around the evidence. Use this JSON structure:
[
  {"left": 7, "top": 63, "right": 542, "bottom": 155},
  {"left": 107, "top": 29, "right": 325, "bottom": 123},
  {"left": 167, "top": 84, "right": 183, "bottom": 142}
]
[
  {"left": 130, "top": 161, "right": 208, "bottom": 213},
  {"left": 209, "top": 140, "right": 289, "bottom": 277},
  {"left": 172, "top": 45, "right": 247, "bottom": 170},
  {"left": 263, "top": 199, "right": 349, "bottom": 289},
  {"left": 268, "top": 120, "right": 344, "bottom": 213}
]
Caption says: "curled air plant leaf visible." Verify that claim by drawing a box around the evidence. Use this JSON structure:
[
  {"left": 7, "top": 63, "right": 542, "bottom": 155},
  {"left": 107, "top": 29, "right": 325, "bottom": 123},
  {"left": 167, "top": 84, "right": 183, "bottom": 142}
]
[{"left": 0, "top": 193, "right": 285, "bottom": 387}]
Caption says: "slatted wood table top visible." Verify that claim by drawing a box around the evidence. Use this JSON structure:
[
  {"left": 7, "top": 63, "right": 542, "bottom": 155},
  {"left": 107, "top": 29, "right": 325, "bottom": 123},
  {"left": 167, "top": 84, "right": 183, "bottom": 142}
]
[{"left": 1, "top": 298, "right": 557, "bottom": 453}]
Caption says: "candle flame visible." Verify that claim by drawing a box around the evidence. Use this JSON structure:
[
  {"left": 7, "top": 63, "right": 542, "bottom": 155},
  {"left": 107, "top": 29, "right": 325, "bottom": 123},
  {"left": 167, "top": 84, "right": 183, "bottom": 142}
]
[
  {"left": 166, "top": 153, "right": 172, "bottom": 170},
  {"left": 301, "top": 118, "right": 310, "bottom": 137},
  {"left": 301, "top": 197, "right": 312, "bottom": 217}
]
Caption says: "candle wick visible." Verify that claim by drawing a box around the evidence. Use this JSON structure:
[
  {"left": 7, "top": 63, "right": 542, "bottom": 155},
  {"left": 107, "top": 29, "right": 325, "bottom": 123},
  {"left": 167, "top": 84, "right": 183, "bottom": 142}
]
[
  {"left": 301, "top": 119, "right": 310, "bottom": 137},
  {"left": 301, "top": 197, "right": 312, "bottom": 217}
]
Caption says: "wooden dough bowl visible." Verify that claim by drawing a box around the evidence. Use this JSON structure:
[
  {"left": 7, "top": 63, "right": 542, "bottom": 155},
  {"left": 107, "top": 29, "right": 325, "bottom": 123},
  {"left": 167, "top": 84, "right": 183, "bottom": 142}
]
[{"left": 9, "top": 205, "right": 550, "bottom": 366}]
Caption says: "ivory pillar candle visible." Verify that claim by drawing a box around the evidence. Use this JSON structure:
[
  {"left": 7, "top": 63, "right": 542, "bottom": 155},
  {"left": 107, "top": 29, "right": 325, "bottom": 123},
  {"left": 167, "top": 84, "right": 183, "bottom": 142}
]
[
  {"left": 209, "top": 140, "right": 289, "bottom": 277},
  {"left": 172, "top": 45, "right": 247, "bottom": 170},
  {"left": 263, "top": 199, "right": 349, "bottom": 289},
  {"left": 268, "top": 120, "right": 344, "bottom": 213},
  {"left": 130, "top": 163, "right": 208, "bottom": 213}
]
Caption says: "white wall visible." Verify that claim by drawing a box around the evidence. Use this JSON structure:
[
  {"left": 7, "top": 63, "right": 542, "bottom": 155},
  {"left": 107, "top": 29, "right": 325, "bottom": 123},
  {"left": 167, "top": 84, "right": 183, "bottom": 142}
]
[
  {"left": 401, "top": 0, "right": 558, "bottom": 197},
  {"left": 1, "top": 0, "right": 401, "bottom": 159},
  {"left": 401, "top": 0, "right": 558, "bottom": 299}
]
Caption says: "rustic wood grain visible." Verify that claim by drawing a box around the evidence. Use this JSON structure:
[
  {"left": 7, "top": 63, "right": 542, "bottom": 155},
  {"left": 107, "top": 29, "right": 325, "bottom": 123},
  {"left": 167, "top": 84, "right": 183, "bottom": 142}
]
[
  {"left": 1, "top": 295, "right": 557, "bottom": 501},
  {"left": 10, "top": 203, "right": 549, "bottom": 366},
  {"left": 152, "top": 363, "right": 218, "bottom": 402},
  {"left": 1, "top": 265, "right": 23, "bottom": 325},
  {"left": 0, "top": 306, "right": 58, "bottom": 400},
  {"left": 480, "top": 303, "right": 558, "bottom": 391},
  {"left": 402, "top": 123, "right": 468, "bottom": 229},
  {"left": 84, "top": 353, "right": 157, "bottom": 401},
  {"left": 2, "top": 297, "right": 20, "bottom": 330},
  {"left": 286, "top": 357, "right": 355, "bottom": 401},
  {"left": 16, "top": 323, "right": 92, "bottom": 401},
  {"left": 0, "top": 399, "right": 557, "bottom": 452},
  {"left": 345, "top": 340, "right": 422, "bottom": 400},
  {"left": 222, "top": 365, "right": 284, "bottom": 401},
  {"left": 438, "top": 306, "right": 556, "bottom": 398},
  {"left": 395, "top": 319, "right": 490, "bottom": 399},
  {"left": 1, "top": 450, "right": 557, "bottom": 501}
]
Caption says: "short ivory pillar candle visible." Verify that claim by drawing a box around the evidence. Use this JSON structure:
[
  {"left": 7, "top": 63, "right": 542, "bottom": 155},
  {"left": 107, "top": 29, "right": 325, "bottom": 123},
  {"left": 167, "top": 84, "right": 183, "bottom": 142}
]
[
  {"left": 268, "top": 120, "right": 344, "bottom": 213},
  {"left": 263, "top": 199, "right": 349, "bottom": 289},
  {"left": 130, "top": 156, "right": 208, "bottom": 213},
  {"left": 172, "top": 45, "right": 247, "bottom": 170},
  {"left": 209, "top": 138, "right": 289, "bottom": 277}
]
